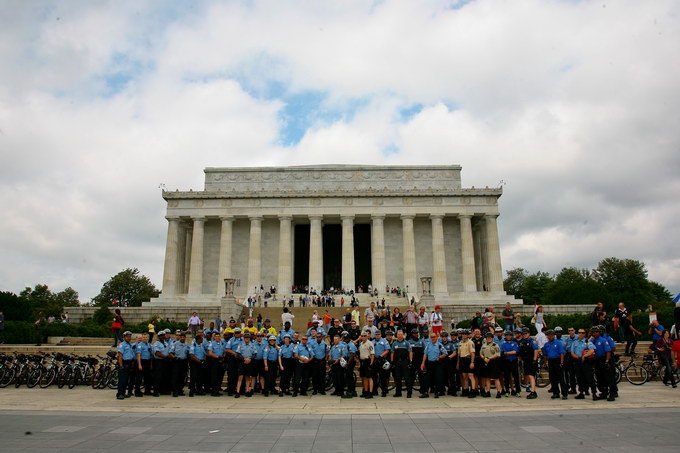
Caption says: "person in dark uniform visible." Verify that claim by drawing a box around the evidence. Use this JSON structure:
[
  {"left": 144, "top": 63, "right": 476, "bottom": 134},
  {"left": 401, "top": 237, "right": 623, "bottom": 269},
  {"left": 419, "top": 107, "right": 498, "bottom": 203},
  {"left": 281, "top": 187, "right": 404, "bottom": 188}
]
[
  {"left": 408, "top": 329, "right": 425, "bottom": 393},
  {"left": 327, "top": 319, "right": 345, "bottom": 341},
  {"left": 500, "top": 330, "right": 521, "bottom": 397},
  {"left": 207, "top": 331, "right": 226, "bottom": 396},
  {"left": 570, "top": 328, "right": 596, "bottom": 399},
  {"left": 471, "top": 328, "right": 484, "bottom": 397},
  {"left": 278, "top": 334, "right": 296, "bottom": 396},
  {"left": 391, "top": 330, "right": 413, "bottom": 398},
  {"left": 292, "top": 336, "right": 313, "bottom": 397},
  {"left": 329, "top": 335, "right": 346, "bottom": 396},
  {"left": 225, "top": 328, "right": 244, "bottom": 395},
  {"left": 543, "top": 329, "right": 568, "bottom": 399},
  {"left": 188, "top": 333, "right": 206, "bottom": 396},
  {"left": 518, "top": 327, "right": 539, "bottom": 399},
  {"left": 169, "top": 331, "right": 189, "bottom": 397},
  {"left": 372, "top": 330, "right": 391, "bottom": 396},
  {"left": 263, "top": 335, "right": 280, "bottom": 396},
  {"left": 420, "top": 332, "right": 447, "bottom": 398},
  {"left": 152, "top": 330, "right": 170, "bottom": 397},
  {"left": 440, "top": 332, "right": 458, "bottom": 396},
  {"left": 116, "top": 331, "right": 134, "bottom": 400},
  {"left": 341, "top": 331, "right": 358, "bottom": 398}
]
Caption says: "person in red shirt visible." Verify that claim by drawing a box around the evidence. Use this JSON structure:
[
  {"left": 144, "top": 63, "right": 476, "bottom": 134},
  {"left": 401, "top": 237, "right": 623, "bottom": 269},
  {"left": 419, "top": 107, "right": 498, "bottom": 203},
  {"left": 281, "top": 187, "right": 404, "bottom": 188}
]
[{"left": 672, "top": 338, "right": 680, "bottom": 369}]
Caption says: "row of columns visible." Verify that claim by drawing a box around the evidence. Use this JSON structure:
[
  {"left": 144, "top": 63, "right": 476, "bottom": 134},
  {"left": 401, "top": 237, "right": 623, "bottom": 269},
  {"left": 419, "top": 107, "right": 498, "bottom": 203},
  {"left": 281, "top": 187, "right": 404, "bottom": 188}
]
[{"left": 161, "top": 214, "right": 505, "bottom": 298}]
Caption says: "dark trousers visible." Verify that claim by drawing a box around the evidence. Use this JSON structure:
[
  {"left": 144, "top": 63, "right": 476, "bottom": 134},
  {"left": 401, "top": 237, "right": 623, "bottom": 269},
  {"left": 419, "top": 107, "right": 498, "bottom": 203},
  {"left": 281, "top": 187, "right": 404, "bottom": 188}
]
[
  {"left": 547, "top": 358, "right": 567, "bottom": 396},
  {"left": 266, "top": 360, "right": 278, "bottom": 392},
  {"left": 203, "top": 359, "right": 212, "bottom": 393},
  {"left": 594, "top": 357, "right": 609, "bottom": 396},
  {"left": 409, "top": 354, "right": 424, "bottom": 390},
  {"left": 344, "top": 361, "right": 356, "bottom": 395},
  {"left": 660, "top": 356, "right": 677, "bottom": 386},
  {"left": 163, "top": 360, "right": 173, "bottom": 393},
  {"left": 117, "top": 360, "right": 132, "bottom": 397},
  {"left": 575, "top": 360, "right": 596, "bottom": 394},
  {"left": 226, "top": 355, "right": 239, "bottom": 394},
  {"left": 608, "top": 358, "right": 619, "bottom": 394},
  {"left": 293, "top": 362, "right": 310, "bottom": 394},
  {"left": 503, "top": 359, "right": 521, "bottom": 393},
  {"left": 136, "top": 359, "right": 152, "bottom": 394},
  {"left": 423, "top": 360, "right": 443, "bottom": 395},
  {"left": 331, "top": 362, "right": 345, "bottom": 394},
  {"left": 280, "top": 358, "right": 295, "bottom": 391},
  {"left": 189, "top": 360, "right": 204, "bottom": 393},
  {"left": 625, "top": 333, "right": 637, "bottom": 355},
  {"left": 311, "top": 359, "right": 326, "bottom": 393},
  {"left": 393, "top": 359, "right": 412, "bottom": 395},
  {"left": 563, "top": 357, "right": 576, "bottom": 391},
  {"left": 442, "top": 357, "right": 458, "bottom": 393},
  {"left": 172, "top": 359, "right": 188, "bottom": 394},
  {"left": 153, "top": 360, "right": 166, "bottom": 395},
  {"left": 373, "top": 358, "right": 389, "bottom": 394},
  {"left": 210, "top": 358, "right": 225, "bottom": 394}
]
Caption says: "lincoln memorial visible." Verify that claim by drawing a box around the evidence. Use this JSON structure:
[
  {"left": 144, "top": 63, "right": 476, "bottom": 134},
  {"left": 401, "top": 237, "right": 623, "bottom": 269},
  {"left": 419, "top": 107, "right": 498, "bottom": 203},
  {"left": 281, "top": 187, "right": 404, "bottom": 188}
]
[{"left": 147, "top": 165, "right": 515, "bottom": 307}]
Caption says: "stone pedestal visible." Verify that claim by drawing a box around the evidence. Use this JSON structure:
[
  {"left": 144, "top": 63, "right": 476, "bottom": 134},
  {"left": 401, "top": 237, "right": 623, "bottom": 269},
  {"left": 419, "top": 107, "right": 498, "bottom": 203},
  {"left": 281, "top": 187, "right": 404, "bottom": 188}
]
[
  {"left": 220, "top": 296, "right": 240, "bottom": 321},
  {"left": 419, "top": 294, "right": 436, "bottom": 309}
]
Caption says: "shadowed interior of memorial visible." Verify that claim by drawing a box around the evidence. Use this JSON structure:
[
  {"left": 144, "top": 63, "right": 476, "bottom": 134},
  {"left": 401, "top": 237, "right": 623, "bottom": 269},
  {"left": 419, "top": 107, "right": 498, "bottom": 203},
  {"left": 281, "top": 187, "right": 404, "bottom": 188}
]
[
  {"left": 322, "top": 224, "right": 341, "bottom": 289},
  {"left": 353, "top": 224, "right": 372, "bottom": 291},
  {"left": 293, "top": 224, "right": 310, "bottom": 289}
]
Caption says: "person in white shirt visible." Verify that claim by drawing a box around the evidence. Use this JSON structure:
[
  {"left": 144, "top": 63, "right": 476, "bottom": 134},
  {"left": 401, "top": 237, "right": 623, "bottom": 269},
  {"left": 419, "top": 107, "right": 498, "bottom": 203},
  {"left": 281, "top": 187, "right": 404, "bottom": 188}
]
[
  {"left": 430, "top": 305, "right": 444, "bottom": 335},
  {"left": 281, "top": 307, "right": 295, "bottom": 329},
  {"left": 535, "top": 326, "right": 548, "bottom": 350},
  {"left": 418, "top": 306, "right": 429, "bottom": 336}
]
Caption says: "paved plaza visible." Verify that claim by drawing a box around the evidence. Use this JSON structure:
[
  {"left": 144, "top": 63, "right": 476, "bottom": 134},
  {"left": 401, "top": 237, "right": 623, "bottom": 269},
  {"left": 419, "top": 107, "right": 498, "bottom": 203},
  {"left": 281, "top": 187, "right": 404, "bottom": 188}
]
[{"left": 1, "top": 383, "right": 679, "bottom": 452}]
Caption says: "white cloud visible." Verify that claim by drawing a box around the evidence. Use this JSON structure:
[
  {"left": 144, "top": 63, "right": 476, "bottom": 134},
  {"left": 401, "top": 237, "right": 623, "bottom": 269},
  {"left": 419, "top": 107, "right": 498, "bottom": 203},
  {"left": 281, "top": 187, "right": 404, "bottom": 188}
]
[{"left": 1, "top": 0, "right": 679, "bottom": 300}]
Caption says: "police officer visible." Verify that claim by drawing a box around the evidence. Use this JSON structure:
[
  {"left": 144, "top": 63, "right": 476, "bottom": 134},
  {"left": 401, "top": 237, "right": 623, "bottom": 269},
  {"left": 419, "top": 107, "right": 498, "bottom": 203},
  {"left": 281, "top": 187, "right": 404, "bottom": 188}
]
[
  {"left": 518, "top": 327, "right": 539, "bottom": 399},
  {"left": 601, "top": 326, "right": 619, "bottom": 399},
  {"left": 252, "top": 332, "right": 267, "bottom": 393},
  {"left": 500, "top": 330, "right": 521, "bottom": 397},
  {"left": 278, "top": 322, "right": 296, "bottom": 346},
  {"left": 543, "top": 329, "right": 567, "bottom": 399},
  {"left": 372, "top": 330, "right": 391, "bottom": 397},
  {"left": 133, "top": 333, "right": 152, "bottom": 396},
  {"left": 225, "top": 327, "right": 244, "bottom": 395},
  {"left": 292, "top": 336, "right": 313, "bottom": 397},
  {"left": 408, "top": 329, "right": 425, "bottom": 393},
  {"left": 278, "top": 334, "right": 296, "bottom": 396},
  {"left": 591, "top": 326, "right": 614, "bottom": 401},
  {"left": 341, "top": 331, "right": 358, "bottom": 398},
  {"left": 480, "top": 332, "right": 502, "bottom": 398},
  {"left": 390, "top": 330, "right": 413, "bottom": 398},
  {"left": 420, "top": 332, "right": 447, "bottom": 398},
  {"left": 169, "top": 331, "right": 189, "bottom": 397},
  {"left": 188, "top": 333, "right": 206, "bottom": 396},
  {"left": 441, "top": 331, "right": 458, "bottom": 396},
  {"left": 116, "top": 331, "right": 134, "bottom": 400},
  {"left": 570, "top": 327, "right": 596, "bottom": 399},
  {"left": 152, "top": 330, "right": 170, "bottom": 397},
  {"left": 457, "top": 330, "right": 476, "bottom": 398},
  {"left": 561, "top": 327, "right": 578, "bottom": 394},
  {"left": 263, "top": 335, "right": 280, "bottom": 396},
  {"left": 207, "top": 331, "right": 226, "bottom": 397},
  {"left": 329, "top": 335, "right": 346, "bottom": 396},
  {"left": 235, "top": 332, "right": 258, "bottom": 397},
  {"left": 471, "top": 328, "right": 485, "bottom": 396},
  {"left": 310, "top": 331, "right": 329, "bottom": 395}
]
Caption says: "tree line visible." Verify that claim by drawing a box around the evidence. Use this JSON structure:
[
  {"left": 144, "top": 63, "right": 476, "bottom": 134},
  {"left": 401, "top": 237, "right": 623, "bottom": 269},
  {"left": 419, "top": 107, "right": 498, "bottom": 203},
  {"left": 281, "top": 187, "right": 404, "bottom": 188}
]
[{"left": 503, "top": 257, "right": 674, "bottom": 312}]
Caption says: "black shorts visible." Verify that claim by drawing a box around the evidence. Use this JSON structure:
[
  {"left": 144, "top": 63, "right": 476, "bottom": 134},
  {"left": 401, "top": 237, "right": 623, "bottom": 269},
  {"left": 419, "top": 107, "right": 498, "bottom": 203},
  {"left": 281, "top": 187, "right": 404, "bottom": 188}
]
[
  {"left": 359, "top": 359, "right": 373, "bottom": 378},
  {"left": 522, "top": 358, "right": 537, "bottom": 377},
  {"left": 458, "top": 357, "right": 471, "bottom": 373},
  {"left": 238, "top": 360, "right": 256, "bottom": 377},
  {"left": 483, "top": 360, "right": 500, "bottom": 379},
  {"left": 473, "top": 357, "right": 484, "bottom": 376}
]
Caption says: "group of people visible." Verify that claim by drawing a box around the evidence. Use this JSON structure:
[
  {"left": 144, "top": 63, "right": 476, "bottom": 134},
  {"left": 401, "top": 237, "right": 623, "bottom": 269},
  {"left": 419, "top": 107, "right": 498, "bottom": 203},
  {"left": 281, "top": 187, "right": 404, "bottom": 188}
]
[{"left": 115, "top": 307, "right": 636, "bottom": 403}]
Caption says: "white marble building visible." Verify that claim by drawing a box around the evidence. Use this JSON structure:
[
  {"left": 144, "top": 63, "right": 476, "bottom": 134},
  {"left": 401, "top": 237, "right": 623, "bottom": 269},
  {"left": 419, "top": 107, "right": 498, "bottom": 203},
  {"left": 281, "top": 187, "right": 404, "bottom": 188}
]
[{"left": 147, "top": 165, "right": 516, "bottom": 307}]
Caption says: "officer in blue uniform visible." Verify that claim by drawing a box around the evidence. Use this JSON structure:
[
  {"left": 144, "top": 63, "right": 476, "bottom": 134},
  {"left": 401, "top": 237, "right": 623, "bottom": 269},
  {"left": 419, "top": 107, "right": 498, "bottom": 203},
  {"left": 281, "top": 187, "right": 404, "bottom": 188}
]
[
  {"left": 152, "top": 330, "right": 170, "bottom": 396},
  {"left": 408, "top": 329, "right": 425, "bottom": 394},
  {"left": 420, "top": 332, "right": 447, "bottom": 398},
  {"left": 278, "top": 322, "right": 296, "bottom": 345},
  {"left": 341, "top": 332, "right": 358, "bottom": 398},
  {"left": 440, "top": 332, "right": 458, "bottom": 396},
  {"left": 263, "top": 335, "right": 280, "bottom": 396},
  {"left": 372, "top": 330, "right": 391, "bottom": 397},
  {"left": 252, "top": 333, "right": 267, "bottom": 394},
  {"left": 116, "top": 331, "right": 135, "bottom": 400},
  {"left": 560, "top": 327, "right": 578, "bottom": 394},
  {"left": 310, "top": 331, "right": 329, "bottom": 395},
  {"left": 207, "top": 331, "right": 226, "bottom": 396},
  {"left": 292, "top": 336, "right": 313, "bottom": 397},
  {"left": 133, "top": 333, "right": 153, "bottom": 396},
  {"left": 390, "top": 330, "right": 413, "bottom": 398},
  {"left": 225, "top": 328, "right": 244, "bottom": 395},
  {"left": 169, "top": 331, "right": 188, "bottom": 397},
  {"left": 570, "top": 327, "right": 596, "bottom": 399},
  {"left": 329, "top": 335, "right": 347, "bottom": 396},
  {"left": 278, "top": 334, "right": 296, "bottom": 396},
  {"left": 518, "top": 327, "right": 539, "bottom": 399},
  {"left": 235, "top": 332, "right": 258, "bottom": 397},
  {"left": 188, "top": 333, "right": 206, "bottom": 396},
  {"left": 543, "top": 329, "right": 568, "bottom": 399},
  {"left": 591, "top": 325, "right": 613, "bottom": 401},
  {"left": 602, "top": 326, "right": 619, "bottom": 399},
  {"left": 500, "top": 330, "right": 520, "bottom": 397}
]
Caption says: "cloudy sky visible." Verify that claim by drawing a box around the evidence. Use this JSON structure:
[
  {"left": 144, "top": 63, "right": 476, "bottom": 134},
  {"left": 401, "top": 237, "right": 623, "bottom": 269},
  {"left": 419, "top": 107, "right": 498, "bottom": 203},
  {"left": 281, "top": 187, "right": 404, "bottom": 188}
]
[{"left": 1, "top": 0, "right": 679, "bottom": 301}]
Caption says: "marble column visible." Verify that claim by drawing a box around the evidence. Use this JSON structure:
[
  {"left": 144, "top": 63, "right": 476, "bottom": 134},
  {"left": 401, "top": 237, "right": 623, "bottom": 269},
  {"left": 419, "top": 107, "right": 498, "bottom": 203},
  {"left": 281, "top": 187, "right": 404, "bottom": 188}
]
[
  {"left": 187, "top": 216, "right": 206, "bottom": 295},
  {"left": 277, "top": 216, "right": 293, "bottom": 296},
  {"left": 430, "top": 215, "right": 448, "bottom": 296},
  {"left": 308, "top": 215, "right": 324, "bottom": 292},
  {"left": 473, "top": 222, "right": 485, "bottom": 291},
  {"left": 401, "top": 215, "right": 417, "bottom": 297},
  {"left": 183, "top": 227, "right": 192, "bottom": 293},
  {"left": 459, "top": 215, "right": 477, "bottom": 293},
  {"left": 341, "top": 215, "right": 355, "bottom": 292},
  {"left": 161, "top": 216, "right": 180, "bottom": 297},
  {"left": 176, "top": 223, "right": 187, "bottom": 294},
  {"left": 216, "top": 216, "right": 234, "bottom": 296},
  {"left": 247, "top": 216, "right": 263, "bottom": 296},
  {"left": 484, "top": 214, "right": 504, "bottom": 292},
  {"left": 371, "top": 215, "right": 386, "bottom": 294}
]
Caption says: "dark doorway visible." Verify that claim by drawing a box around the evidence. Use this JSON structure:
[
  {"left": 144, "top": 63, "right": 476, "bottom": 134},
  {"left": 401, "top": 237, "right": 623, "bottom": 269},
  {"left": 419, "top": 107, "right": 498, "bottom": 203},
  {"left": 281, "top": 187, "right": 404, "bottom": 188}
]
[
  {"left": 322, "top": 224, "right": 342, "bottom": 289},
  {"left": 354, "top": 224, "right": 372, "bottom": 291},
  {"left": 293, "top": 224, "right": 310, "bottom": 288}
]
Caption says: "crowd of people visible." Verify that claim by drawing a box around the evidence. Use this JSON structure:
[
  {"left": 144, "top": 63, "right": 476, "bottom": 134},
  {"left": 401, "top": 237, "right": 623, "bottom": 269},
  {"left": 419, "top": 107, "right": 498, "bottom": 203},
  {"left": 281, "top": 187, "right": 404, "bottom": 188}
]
[{"left": 114, "top": 300, "right": 680, "bottom": 401}]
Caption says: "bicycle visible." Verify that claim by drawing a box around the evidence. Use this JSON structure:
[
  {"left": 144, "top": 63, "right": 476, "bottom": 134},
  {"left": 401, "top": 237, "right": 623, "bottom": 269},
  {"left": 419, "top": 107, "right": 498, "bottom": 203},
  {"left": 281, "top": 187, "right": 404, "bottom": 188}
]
[
  {"left": 615, "top": 354, "right": 648, "bottom": 385},
  {"left": 0, "top": 353, "right": 17, "bottom": 388},
  {"left": 640, "top": 352, "right": 679, "bottom": 385}
]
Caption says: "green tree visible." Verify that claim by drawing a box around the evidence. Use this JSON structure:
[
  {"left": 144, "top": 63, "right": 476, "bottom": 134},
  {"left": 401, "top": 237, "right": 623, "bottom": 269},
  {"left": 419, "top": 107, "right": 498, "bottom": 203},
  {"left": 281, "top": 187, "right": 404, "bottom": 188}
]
[
  {"left": 19, "top": 284, "right": 78, "bottom": 318},
  {"left": 504, "top": 268, "right": 528, "bottom": 296},
  {"left": 0, "top": 291, "right": 33, "bottom": 322},
  {"left": 93, "top": 268, "right": 160, "bottom": 307},
  {"left": 649, "top": 281, "right": 673, "bottom": 305},
  {"left": 592, "top": 258, "right": 653, "bottom": 311},
  {"left": 544, "top": 267, "right": 610, "bottom": 306},
  {"left": 54, "top": 287, "right": 80, "bottom": 307},
  {"left": 521, "top": 271, "right": 554, "bottom": 306}
]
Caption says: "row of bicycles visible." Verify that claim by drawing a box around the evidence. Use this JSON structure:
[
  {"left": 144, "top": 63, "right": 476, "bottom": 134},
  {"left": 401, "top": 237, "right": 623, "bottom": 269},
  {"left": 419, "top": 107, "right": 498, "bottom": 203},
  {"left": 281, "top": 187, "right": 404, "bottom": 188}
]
[
  {"left": 0, "top": 351, "right": 120, "bottom": 389},
  {"left": 614, "top": 352, "right": 680, "bottom": 385}
]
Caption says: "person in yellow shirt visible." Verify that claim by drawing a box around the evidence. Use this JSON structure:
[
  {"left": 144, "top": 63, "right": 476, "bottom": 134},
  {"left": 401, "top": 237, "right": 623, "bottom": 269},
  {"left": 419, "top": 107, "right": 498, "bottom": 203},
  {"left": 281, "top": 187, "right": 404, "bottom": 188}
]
[
  {"left": 147, "top": 318, "right": 156, "bottom": 343},
  {"left": 242, "top": 318, "right": 258, "bottom": 335},
  {"left": 223, "top": 318, "right": 238, "bottom": 334},
  {"left": 259, "top": 318, "right": 277, "bottom": 336}
]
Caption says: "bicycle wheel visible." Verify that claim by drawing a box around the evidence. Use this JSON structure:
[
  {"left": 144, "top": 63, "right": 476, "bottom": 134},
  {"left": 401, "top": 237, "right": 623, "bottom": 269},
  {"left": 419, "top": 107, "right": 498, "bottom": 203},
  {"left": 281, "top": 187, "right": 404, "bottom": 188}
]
[
  {"left": 625, "top": 364, "right": 648, "bottom": 385},
  {"left": 0, "top": 367, "right": 16, "bottom": 388},
  {"left": 535, "top": 361, "right": 550, "bottom": 388},
  {"left": 14, "top": 367, "right": 26, "bottom": 388},
  {"left": 68, "top": 369, "right": 80, "bottom": 389},
  {"left": 107, "top": 369, "right": 119, "bottom": 389},
  {"left": 27, "top": 368, "right": 42, "bottom": 388},
  {"left": 614, "top": 365, "right": 622, "bottom": 384},
  {"left": 40, "top": 367, "right": 57, "bottom": 388},
  {"left": 57, "top": 368, "right": 71, "bottom": 389},
  {"left": 91, "top": 368, "right": 104, "bottom": 389}
]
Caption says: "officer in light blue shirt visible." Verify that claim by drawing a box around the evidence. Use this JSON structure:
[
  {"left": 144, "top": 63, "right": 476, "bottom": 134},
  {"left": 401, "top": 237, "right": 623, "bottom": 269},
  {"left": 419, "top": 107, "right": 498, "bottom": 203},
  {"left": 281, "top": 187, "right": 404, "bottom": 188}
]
[
  {"left": 372, "top": 330, "right": 391, "bottom": 396},
  {"left": 543, "top": 330, "right": 567, "bottom": 399},
  {"left": 207, "top": 332, "right": 226, "bottom": 397},
  {"left": 601, "top": 327, "right": 619, "bottom": 397},
  {"left": 278, "top": 335, "right": 296, "bottom": 395},
  {"left": 306, "top": 321, "right": 326, "bottom": 338},
  {"left": 570, "top": 329, "right": 596, "bottom": 399},
  {"left": 169, "top": 332, "right": 189, "bottom": 397},
  {"left": 591, "top": 326, "right": 614, "bottom": 400},
  {"left": 188, "top": 334, "right": 207, "bottom": 396},
  {"left": 420, "top": 333, "right": 447, "bottom": 398},
  {"left": 278, "top": 322, "right": 296, "bottom": 345},
  {"left": 151, "top": 331, "right": 170, "bottom": 396},
  {"left": 309, "top": 332, "right": 329, "bottom": 395},
  {"left": 493, "top": 327, "right": 504, "bottom": 347},
  {"left": 116, "top": 331, "right": 134, "bottom": 400},
  {"left": 263, "top": 335, "right": 280, "bottom": 396}
]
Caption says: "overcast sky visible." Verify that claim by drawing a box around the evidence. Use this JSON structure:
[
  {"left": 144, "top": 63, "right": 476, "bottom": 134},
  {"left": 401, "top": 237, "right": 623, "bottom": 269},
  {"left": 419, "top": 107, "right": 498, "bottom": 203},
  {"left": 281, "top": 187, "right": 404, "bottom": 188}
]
[{"left": 1, "top": 0, "right": 679, "bottom": 302}]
